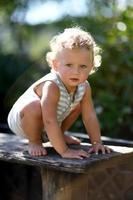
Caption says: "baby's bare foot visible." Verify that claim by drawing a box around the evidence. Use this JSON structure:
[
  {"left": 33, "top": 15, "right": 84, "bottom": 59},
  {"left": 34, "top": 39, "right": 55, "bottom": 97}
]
[
  {"left": 64, "top": 135, "right": 81, "bottom": 145},
  {"left": 28, "top": 143, "right": 47, "bottom": 156}
]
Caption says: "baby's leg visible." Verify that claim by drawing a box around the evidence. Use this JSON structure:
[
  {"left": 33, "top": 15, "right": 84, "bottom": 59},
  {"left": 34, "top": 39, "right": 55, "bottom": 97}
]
[
  {"left": 20, "top": 100, "right": 47, "bottom": 156},
  {"left": 61, "top": 104, "right": 81, "bottom": 144}
]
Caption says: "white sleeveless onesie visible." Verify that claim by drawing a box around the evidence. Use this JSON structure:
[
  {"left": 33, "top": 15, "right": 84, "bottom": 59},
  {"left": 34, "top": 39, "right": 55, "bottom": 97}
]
[{"left": 7, "top": 72, "right": 87, "bottom": 137}]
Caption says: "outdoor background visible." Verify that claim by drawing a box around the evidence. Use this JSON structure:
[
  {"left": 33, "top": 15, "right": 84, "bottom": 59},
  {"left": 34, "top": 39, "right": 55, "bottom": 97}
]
[{"left": 0, "top": 0, "right": 133, "bottom": 140}]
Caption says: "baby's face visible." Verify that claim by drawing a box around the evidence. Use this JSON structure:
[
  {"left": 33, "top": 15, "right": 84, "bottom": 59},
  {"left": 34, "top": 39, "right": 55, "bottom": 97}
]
[{"left": 53, "top": 48, "right": 93, "bottom": 92}]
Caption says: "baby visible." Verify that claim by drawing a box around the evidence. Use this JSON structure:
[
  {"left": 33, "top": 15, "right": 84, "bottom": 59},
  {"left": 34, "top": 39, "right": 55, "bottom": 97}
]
[{"left": 8, "top": 27, "right": 111, "bottom": 159}]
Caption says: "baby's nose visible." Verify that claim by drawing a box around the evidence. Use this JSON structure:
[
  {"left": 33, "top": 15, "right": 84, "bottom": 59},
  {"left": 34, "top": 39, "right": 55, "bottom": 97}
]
[{"left": 73, "top": 67, "right": 80, "bottom": 74}]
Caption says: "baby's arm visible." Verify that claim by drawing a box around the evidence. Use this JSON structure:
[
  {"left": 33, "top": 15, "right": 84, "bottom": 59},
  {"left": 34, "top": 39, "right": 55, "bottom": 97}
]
[
  {"left": 81, "top": 83, "right": 111, "bottom": 154},
  {"left": 41, "top": 81, "right": 88, "bottom": 159}
]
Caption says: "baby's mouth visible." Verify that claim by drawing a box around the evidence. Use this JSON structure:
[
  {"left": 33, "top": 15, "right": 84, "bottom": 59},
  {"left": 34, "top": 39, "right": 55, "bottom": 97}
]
[{"left": 70, "top": 78, "right": 79, "bottom": 82}]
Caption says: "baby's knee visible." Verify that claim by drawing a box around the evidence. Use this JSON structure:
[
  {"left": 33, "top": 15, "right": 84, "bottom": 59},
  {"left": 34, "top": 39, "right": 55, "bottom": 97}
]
[{"left": 21, "top": 100, "right": 42, "bottom": 118}]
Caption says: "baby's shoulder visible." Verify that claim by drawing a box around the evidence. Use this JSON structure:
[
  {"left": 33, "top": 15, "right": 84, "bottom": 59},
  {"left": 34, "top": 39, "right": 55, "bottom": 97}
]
[
  {"left": 34, "top": 73, "right": 59, "bottom": 97},
  {"left": 79, "top": 80, "right": 90, "bottom": 90}
]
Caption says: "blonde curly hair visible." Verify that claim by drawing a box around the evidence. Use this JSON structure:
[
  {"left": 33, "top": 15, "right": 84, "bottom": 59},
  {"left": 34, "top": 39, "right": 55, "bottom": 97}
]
[{"left": 46, "top": 27, "right": 102, "bottom": 74}]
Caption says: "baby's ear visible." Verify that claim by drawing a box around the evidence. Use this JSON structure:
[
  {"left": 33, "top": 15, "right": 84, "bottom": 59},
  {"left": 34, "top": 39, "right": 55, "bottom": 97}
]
[{"left": 52, "top": 59, "right": 58, "bottom": 71}]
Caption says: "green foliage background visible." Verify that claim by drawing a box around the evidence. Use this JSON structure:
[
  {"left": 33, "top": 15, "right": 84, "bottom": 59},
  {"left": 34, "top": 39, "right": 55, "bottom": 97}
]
[{"left": 0, "top": 0, "right": 132, "bottom": 139}]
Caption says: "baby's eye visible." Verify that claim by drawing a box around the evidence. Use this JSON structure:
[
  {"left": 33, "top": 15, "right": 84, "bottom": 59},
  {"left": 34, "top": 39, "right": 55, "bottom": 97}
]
[
  {"left": 80, "top": 65, "right": 87, "bottom": 69},
  {"left": 65, "top": 64, "right": 72, "bottom": 67}
]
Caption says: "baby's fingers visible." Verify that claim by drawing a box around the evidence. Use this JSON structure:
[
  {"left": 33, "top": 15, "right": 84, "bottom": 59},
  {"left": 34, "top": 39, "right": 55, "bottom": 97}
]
[
  {"left": 61, "top": 148, "right": 90, "bottom": 159},
  {"left": 79, "top": 150, "right": 90, "bottom": 158},
  {"left": 100, "top": 146, "right": 112, "bottom": 154},
  {"left": 100, "top": 145, "right": 106, "bottom": 154},
  {"left": 105, "top": 146, "right": 113, "bottom": 154},
  {"left": 74, "top": 155, "right": 86, "bottom": 160},
  {"left": 88, "top": 147, "right": 95, "bottom": 154},
  {"left": 88, "top": 144, "right": 113, "bottom": 155}
]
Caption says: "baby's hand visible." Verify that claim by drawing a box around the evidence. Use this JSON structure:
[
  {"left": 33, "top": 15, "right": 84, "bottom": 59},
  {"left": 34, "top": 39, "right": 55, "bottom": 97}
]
[
  {"left": 61, "top": 148, "right": 90, "bottom": 159},
  {"left": 88, "top": 142, "right": 112, "bottom": 155}
]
